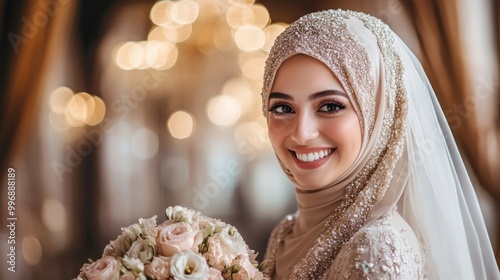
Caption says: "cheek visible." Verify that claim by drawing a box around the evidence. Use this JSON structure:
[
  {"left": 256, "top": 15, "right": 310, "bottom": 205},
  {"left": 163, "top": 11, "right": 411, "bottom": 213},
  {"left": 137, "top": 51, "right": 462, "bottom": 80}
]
[
  {"left": 267, "top": 117, "right": 291, "bottom": 142},
  {"left": 327, "top": 115, "right": 362, "bottom": 149}
]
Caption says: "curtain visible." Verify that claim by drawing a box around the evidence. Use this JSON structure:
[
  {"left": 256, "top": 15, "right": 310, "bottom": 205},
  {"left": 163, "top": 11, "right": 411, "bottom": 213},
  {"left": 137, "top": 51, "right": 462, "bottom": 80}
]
[{"left": 0, "top": 0, "right": 77, "bottom": 172}]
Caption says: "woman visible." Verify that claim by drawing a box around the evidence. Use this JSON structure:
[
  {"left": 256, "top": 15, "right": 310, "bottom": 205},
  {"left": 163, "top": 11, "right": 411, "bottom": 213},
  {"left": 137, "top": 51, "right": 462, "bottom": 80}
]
[{"left": 262, "top": 9, "right": 500, "bottom": 279}]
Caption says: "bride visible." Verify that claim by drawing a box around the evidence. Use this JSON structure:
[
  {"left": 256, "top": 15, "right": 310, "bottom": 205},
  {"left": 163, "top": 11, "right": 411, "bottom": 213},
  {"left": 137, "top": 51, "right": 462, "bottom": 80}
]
[{"left": 261, "top": 9, "right": 500, "bottom": 279}]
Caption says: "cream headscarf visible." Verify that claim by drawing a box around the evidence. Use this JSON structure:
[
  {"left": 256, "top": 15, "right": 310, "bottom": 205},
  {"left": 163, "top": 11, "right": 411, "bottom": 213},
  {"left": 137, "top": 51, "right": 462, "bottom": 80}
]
[{"left": 262, "top": 9, "right": 499, "bottom": 280}]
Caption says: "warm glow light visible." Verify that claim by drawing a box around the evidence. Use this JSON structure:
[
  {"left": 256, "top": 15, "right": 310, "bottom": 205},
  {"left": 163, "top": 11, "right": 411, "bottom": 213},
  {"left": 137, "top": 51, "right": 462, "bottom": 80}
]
[
  {"left": 131, "top": 128, "right": 159, "bottom": 160},
  {"left": 248, "top": 4, "right": 269, "bottom": 28},
  {"left": 198, "top": 0, "right": 221, "bottom": 19},
  {"left": 170, "top": 0, "right": 199, "bottom": 25},
  {"left": 49, "top": 86, "right": 73, "bottom": 114},
  {"left": 78, "top": 92, "right": 95, "bottom": 119},
  {"left": 234, "top": 25, "right": 265, "bottom": 52},
  {"left": 149, "top": 24, "right": 193, "bottom": 43},
  {"left": 239, "top": 52, "right": 266, "bottom": 80},
  {"left": 167, "top": 110, "right": 195, "bottom": 139},
  {"left": 226, "top": 6, "right": 252, "bottom": 29},
  {"left": 262, "top": 23, "right": 287, "bottom": 52},
  {"left": 22, "top": 237, "right": 42, "bottom": 266},
  {"left": 151, "top": 42, "right": 178, "bottom": 70},
  {"left": 222, "top": 78, "right": 254, "bottom": 114},
  {"left": 42, "top": 198, "right": 66, "bottom": 232},
  {"left": 115, "top": 42, "right": 143, "bottom": 70},
  {"left": 150, "top": 1, "right": 174, "bottom": 27},
  {"left": 206, "top": 95, "right": 241, "bottom": 126},
  {"left": 64, "top": 94, "right": 87, "bottom": 127},
  {"left": 86, "top": 96, "right": 106, "bottom": 126},
  {"left": 228, "top": 0, "right": 255, "bottom": 5}
]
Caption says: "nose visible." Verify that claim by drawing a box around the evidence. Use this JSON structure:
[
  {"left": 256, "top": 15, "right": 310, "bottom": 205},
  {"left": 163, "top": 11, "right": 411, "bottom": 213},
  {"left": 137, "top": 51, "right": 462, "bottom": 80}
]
[{"left": 291, "top": 111, "right": 319, "bottom": 145}]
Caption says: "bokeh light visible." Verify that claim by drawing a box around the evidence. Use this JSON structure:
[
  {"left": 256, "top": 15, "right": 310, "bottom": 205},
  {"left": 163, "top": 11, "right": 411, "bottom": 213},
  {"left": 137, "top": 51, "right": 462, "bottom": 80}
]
[
  {"left": 86, "top": 96, "right": 106, "bottom": 126},
  {"left": 170, "top": 0, "right": 199, "bottom": 25},
  {"left": 234, "top": 25, "right": 265, "bottom": 51},
  {"left": 64, "top": 93, "right": 88, "bottom": 127},
  {"left": 262, "top": 23, "right": 288, "bottom": 52},
  {"left": 167, "top": 110, "right": 195, "bottom": 139},
  {"left": 206, "top": 95, "right": 241, "bottom": 126},
  {"left": 150, "top": 1, "right": 174, "bottom": 27},
  {"left": 221, "top": 77, "right": 254, "bottom": 114},
  {"left": 22, "top": 237, "right": 43, "bottom": 266},
  {"left": 114, "top": 42, "right": 143, "bottom": 70},
  {"left": 49, "top": 86, "right": 74, "bottom": 114}
]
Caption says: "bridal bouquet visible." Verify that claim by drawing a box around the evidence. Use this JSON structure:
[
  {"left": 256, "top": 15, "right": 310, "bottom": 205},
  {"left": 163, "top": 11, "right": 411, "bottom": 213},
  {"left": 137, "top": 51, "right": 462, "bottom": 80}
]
[{"left": 75, "top": 206, "right": 268, "bottom": 280}]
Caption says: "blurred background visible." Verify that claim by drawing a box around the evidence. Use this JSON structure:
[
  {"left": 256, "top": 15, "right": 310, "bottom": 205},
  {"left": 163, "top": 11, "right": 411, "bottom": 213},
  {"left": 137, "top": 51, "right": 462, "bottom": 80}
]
[{"left": 0, "top": 0, "right": 499, "bottom": 278}]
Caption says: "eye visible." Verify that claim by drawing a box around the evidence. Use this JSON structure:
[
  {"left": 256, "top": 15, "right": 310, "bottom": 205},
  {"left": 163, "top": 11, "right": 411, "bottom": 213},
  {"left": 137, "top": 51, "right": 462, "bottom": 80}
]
[
  {"left": 318, "top": 102, "right": 347, "bottom": 113},
  {"left": 268, "top": 104, "right": 294, "bottom": 115}
]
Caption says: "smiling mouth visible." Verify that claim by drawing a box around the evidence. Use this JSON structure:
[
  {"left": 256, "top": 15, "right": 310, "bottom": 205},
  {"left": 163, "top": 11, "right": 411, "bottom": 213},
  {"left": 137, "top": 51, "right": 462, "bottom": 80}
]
[{"left": 293, "top": 149, "right": 334, "bottom": 162}]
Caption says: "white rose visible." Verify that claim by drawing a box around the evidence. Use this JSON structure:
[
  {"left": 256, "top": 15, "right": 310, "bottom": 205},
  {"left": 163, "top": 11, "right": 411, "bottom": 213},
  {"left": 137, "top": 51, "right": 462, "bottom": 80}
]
[
  {"left": 144, "top": 256, "right": 170, "bottom": 280},
  {"left": 82, "top": 256, "right": 120, "bottom": 280},
  {"left": 156, "top": 222, "right": 202, "bottom": 257},
  {"left": 170, "top": 251, "right": 209, "bottom": 279},
  {"left": 126, "top": 239, "right": 155, "bottom": 263}
]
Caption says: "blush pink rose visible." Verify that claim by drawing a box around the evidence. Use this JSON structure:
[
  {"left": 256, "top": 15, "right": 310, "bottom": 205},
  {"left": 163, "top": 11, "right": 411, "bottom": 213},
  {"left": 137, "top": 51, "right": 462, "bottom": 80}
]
[
  {"left": 230, "top": 255, "right": 265, "bottom": 280},
  {"left": 119, "top": 272, "right": 136, "bottom": 280},
  {"left": 144, "top": 256, "right": 170, "bottom": 280},
  {"left": 156, "top": 222, "right": 202, "bottom": 257},
  {"left": 208, "top": 267, "right": 224, "bottom": 280},
  {"left": 82, "top": 256, "right": 120, "bottom": 280}
]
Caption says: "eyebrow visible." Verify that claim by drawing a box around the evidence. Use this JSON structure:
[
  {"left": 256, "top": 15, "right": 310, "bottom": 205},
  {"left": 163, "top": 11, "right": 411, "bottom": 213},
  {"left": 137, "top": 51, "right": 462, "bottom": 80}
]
[{"left": 268, "top": 90, "right": 348, "bottom": 101}]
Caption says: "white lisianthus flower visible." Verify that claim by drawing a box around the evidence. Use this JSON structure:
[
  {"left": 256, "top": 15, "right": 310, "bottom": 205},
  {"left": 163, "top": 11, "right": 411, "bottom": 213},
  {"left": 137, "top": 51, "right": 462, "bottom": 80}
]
[
  {"left": 139, "top": 215, "right": 158, "bottom": 236},
  {"left": 121, "top": 256, "right": 145, "bottom": 274},
  {"left": 170, "top": 250, "right": 210, "bottom": 279},
  {"left": 126, "top": 239, "right": 155, "bottom": 263},
  {"left": 166, "top": 206, "right": 198, "bottom": 224}
]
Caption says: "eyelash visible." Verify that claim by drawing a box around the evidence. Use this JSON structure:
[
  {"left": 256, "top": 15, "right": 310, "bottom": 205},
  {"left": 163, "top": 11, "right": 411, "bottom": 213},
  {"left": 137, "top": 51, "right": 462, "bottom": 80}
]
[
  {"left": 268, "top": 102, "right": 294, "bottom": 115},
  {"left": 318, "top": 101, "right": 347, "bottom": 113},
  {"left": 268, "top": 101, "right": 347, "bottom": 115}
]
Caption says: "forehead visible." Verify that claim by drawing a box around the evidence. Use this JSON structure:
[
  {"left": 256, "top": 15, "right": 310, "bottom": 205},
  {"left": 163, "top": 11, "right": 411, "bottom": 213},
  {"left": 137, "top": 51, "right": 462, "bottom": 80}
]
[{"left": 271, "top": 55, "right": 344, "bottom": 94}]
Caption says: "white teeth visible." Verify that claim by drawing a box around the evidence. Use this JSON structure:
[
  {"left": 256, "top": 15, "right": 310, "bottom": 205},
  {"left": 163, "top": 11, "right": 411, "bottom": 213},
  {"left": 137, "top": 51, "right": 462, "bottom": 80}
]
[{"left": 295, "top": 149, "right": 332, "bottom": 162}]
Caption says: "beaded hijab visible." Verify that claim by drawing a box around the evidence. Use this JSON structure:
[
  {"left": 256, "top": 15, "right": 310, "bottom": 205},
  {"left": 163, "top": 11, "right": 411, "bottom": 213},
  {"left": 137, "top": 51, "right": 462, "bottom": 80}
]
[
  {"left": 262, "top": 9, "right": 407, "bottom": 279},
  {"left": 262, "top": 9, "right": 499, "bottom": 280}
]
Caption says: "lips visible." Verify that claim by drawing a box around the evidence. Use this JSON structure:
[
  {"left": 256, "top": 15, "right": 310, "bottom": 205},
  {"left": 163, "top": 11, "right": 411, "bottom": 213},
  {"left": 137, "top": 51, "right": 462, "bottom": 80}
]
[{"left": 295, "top": 149, "right": 333, "bottom": 162}]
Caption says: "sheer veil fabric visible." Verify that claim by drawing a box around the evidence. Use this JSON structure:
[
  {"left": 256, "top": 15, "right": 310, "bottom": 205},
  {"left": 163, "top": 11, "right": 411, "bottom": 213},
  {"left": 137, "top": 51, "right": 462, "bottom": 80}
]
[{"left": 261, "top": 10, "right": 500, "bottom": 279}]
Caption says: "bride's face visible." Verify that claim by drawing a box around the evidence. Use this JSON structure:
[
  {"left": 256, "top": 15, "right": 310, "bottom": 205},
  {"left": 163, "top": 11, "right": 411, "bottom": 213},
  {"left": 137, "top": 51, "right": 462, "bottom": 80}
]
[{"left": 267, "top": 55, "right": 362, "bottom": 191}]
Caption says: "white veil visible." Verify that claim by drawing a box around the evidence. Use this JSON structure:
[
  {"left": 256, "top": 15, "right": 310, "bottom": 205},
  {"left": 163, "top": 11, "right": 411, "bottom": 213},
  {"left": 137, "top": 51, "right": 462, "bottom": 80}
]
[{"left": 368, "top": 22, "right": 500, "bottom": 279}]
